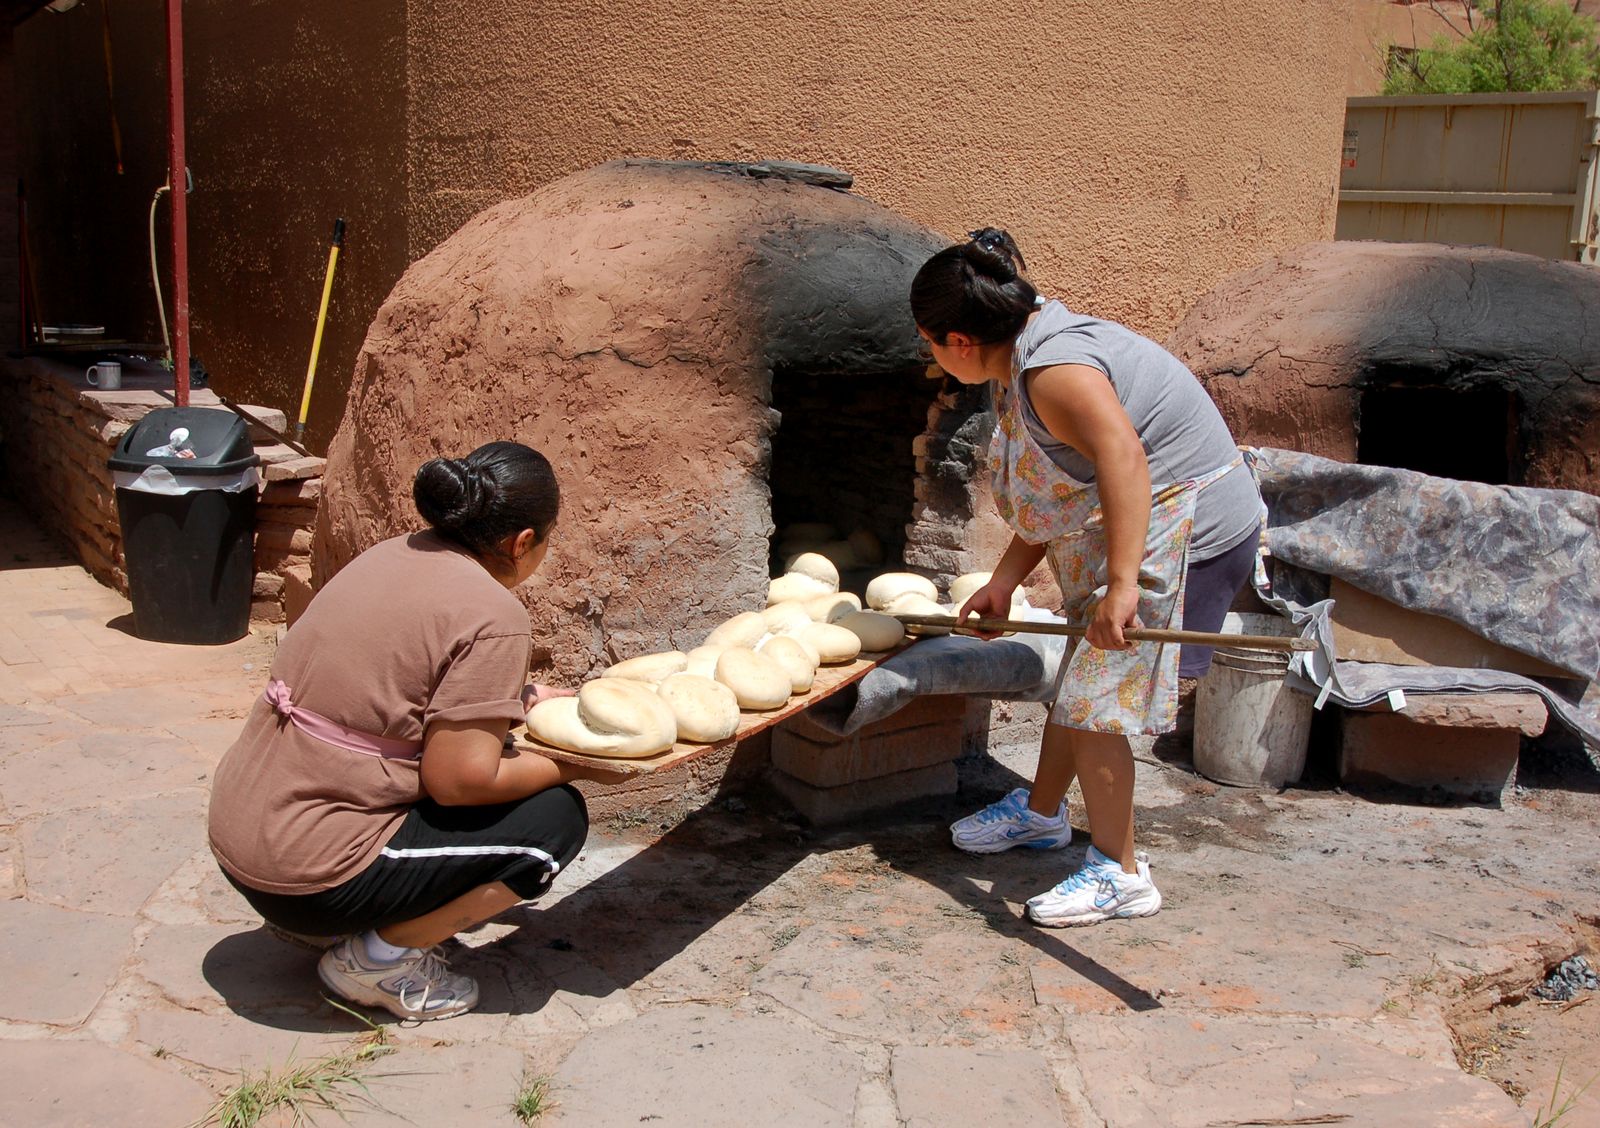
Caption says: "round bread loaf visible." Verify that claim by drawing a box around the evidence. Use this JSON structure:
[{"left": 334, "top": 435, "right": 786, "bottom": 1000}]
[
  {"left": 761, "top": 600, "right": 812, "bottom": 635},
  {"left": 866, "top": 571, "right": 938, "bottom": 610},
  {"left": 847, "top": 529, "right": 883, "bottom": 565},
  {"left": 684, "top": 645, "right": 724, "bottom": 679},
  {"left": 656, "top": 674, "right": 740, "bottom": 742},
  {"left": 768, "top": 572, "right": 835, "bottom": 605},
  {"left": 838, "top": 609, "right": 905, "bottom": 651},
  {"left": 599, "top": 650, "right": 688, "bottom": 686},
  {"left": 789, "top": 620, "right": 862, "bottom": 664},
  {"left": 759, "top": 635, "right": 817, "bottom": 692},
  {"left": 883, "top": 591, "right": 952, "bottom": 635},
  {"left": 706, "top": 610, "right": 769, "bottom": 650},
  {"left": 947, "top": 572, "right": 993, "bottom": 610},
  {"left": 814, "top": 540, "right": 860, "bottom": 570},
  {"left": 784, "top": 552, "right": 840, "bottom": 590},
  {"left": 525, "top": 679, "right": 677, "bottom": 758},
  {"left": 805, "top": 591, "right": 862, "bottom": 623},
  {"left": 714, "top": 647, "right": 792, "bottom": 710}
]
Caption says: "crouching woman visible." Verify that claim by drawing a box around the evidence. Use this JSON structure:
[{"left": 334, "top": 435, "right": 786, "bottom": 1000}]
[{"left": 208, "top": 441, "right": 612, "bottom": 1021}]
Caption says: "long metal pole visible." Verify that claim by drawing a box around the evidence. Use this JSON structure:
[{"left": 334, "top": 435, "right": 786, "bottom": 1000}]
[{"left": 165, "top": 0, "right": 190, "bottom": 407}]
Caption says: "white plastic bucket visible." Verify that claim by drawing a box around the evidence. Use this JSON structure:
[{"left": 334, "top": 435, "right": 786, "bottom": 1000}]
[{"left": 1193, "top": 645, "right": 1313, "bottom": 788}]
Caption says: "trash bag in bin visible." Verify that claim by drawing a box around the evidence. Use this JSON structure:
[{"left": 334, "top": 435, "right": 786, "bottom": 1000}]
[{"left": 107, "top": 406, "right": 261, "bottom": 644}]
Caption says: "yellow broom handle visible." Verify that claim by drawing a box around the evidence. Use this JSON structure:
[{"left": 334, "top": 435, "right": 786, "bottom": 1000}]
[{"left": 297, "top": 218, "right": 346, "bottom": 438}]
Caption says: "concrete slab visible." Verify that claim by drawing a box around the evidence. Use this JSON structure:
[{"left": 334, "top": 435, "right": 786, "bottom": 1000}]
[
  {"left": 0, "top": 1037, "right": 216, "bottom": 1127},
  {"left": 21, "top": 790, "right": 207, "bottom": 916},
  {"left": 0, "top": 900, "right": 134, "bottom": 1025},
  {"left": 892, "top": 1046, "right": 1066, "bottom": 1127},
  {"left": 546, "top": 1005, "right": 860, "bottom": 1127},
  {"left": 1064, "top": 1011, "right": 1525, "bottom": 1127}
]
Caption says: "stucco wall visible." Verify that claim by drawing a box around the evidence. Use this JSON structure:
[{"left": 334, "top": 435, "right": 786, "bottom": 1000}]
[
  {"left": 407, "top": 0, "right": 1351, "bottom": 338},
  {"left": 19, "top": 1, "right": 1350, "bottom": 451}
]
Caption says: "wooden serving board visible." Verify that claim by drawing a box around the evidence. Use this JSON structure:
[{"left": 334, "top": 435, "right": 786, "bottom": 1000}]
[{"left": 510, "top": 647, "right": 904, "bottom": 776}]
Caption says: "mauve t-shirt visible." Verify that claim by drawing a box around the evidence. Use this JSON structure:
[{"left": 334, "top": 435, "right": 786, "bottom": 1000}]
[{"left": 208, "top": 531, "right": 531, "bottom": 894}]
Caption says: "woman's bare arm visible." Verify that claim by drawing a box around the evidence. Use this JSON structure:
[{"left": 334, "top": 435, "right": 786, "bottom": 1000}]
[{"left": 1025, "top": 363, "right": 1150, "bottom": 649}]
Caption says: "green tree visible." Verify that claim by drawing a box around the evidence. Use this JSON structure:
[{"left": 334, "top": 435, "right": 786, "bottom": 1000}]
[{"left": 1383, "top": 0, "right": 1600, "bottom": 93}]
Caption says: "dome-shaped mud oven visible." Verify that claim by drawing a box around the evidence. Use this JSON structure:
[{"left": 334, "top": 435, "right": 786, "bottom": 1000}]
[
  {"left": 315, "top": 161, "right": 999, "bottom": 680},
  {"left": 1168, "top": 241, "right": 1600, "bottom": 494}
]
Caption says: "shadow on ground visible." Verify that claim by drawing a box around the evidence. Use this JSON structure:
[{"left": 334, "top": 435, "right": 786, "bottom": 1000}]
[{"left": 201, "top": 759, "right": 1158, "bottom": 1029}]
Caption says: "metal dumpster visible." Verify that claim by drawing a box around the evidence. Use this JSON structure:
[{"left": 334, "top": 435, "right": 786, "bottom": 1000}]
[{"left": 1337, "top": 91, "right": 1600, "bottom": 264}]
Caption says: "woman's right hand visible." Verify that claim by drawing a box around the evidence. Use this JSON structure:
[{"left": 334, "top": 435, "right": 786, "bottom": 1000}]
[{"left": 956, "top": 582, "right": 1017, "bottom": 641}]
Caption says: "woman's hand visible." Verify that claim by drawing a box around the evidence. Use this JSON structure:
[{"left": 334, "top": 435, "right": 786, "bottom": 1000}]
[
  {"left": 521, "top": 683, "right": 575, "bottom": 710},
  {"left": 957, "top": 582, "right": 1018, "bottom": 641},
  {"left": 1086, "top": 580, "right": 1141, "bottom": 651}
]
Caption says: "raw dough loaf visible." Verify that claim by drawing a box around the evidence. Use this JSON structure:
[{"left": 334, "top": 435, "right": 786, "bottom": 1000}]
[
  {"left": 706, "top": 611, "right": 769, "bottom": 650},
  {"left": 656, "top": 674, "right": 740, "bottom": 743},
  {"left": 805, "top": 592, "right": 862, "bottom": 623},
  {"left": 759, "top": 635, "right": 817, "bottom": 692},
  {"left": 882, "top": 591, "right": 952, "bottom": 635},
  {"left": 865, "top": 572, "right": 938, "bottom": 610},
  {"left": 762, "top": 600, "right": 813, "bottom": 635},
  {"left": 789, "top": 621, "right": 862, "bottom": 664},
  {"left": 838, "top": 609, "right": 905, "bottom": 651},
  {"left": 783, "top": 552, "right": 840, "bottom": 590},
  {"left": 847, "top": 529, "right": 883, "bottom": 566},
  {"left": 768, "top": 572, "right": 835, "bottom": 605},
  {"left": 526, "top": 679, "right": 677, "bottom": 758},
  {"left": 946, "top": 571, "right": 1025, "bottom": 617},
  {"left": 714, "top": 648, "right": 792, "bottom": 710},
  {"left": 599, "top": 650, "right": 688, "bottom": 686},
  {"left": 685, "top": 645, "right": 724, "bottom": 679}
]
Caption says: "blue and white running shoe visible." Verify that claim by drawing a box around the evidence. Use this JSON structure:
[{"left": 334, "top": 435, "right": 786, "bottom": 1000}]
[
  {"left": 950, "top": 787, "right": 1072, "bottom": 854},
  {"left": 1025, "top": 845, "right": 1161, "bottom": 927}
]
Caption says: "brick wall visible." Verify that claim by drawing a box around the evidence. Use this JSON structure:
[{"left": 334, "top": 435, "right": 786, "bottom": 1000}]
[{"left": 0, "top": 355, "right": 321, "bottom": 624}]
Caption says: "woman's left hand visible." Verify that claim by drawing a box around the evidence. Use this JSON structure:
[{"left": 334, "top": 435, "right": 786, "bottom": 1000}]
[
  {"left": 1086, "top": 581, "right": 1141, "bottom": 651},
  {"left": 522, "top": 683, "right": 576, "bottom": 710}
]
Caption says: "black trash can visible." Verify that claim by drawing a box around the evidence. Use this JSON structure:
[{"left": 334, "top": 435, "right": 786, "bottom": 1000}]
[{"left": 108, "top": 406, "right": 261, "bottom": 644}]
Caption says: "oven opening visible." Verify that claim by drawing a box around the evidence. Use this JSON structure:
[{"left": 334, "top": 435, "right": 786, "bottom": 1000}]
[
  {"left": 1357, "top": 380, "right": 1519, "bottom": 486},
  {"left": 768, "top": 365, "right": 939, "bottom": 594}
]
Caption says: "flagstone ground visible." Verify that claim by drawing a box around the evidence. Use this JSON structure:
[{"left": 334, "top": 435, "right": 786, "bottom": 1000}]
[{"left": 1, "top": 496, "right": 1596, "bottom": 1126}]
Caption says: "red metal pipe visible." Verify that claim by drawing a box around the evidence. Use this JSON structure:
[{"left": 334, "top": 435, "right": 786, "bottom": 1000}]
[{"left": 165, "top": 0, "right": 189, "bottom": 407}]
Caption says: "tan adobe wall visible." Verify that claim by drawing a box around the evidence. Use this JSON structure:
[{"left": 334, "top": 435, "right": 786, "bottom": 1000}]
[{"left": 19, "top": 1, "right": 1348, "bottom": 453}]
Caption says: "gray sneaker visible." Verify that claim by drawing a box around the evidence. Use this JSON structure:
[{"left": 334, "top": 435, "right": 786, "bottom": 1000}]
[{"left": 317, "top": 934, "right": 480, "bottom": 1021}]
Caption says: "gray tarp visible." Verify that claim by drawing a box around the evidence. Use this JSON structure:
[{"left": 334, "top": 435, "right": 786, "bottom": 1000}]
[{"left": 811, "top": 448, "right": 1599, "bottom": 755}]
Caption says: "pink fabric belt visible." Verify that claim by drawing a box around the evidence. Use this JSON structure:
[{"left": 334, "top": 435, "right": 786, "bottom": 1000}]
[{"left": 264, "top": 680, "right": 423, "bottom": 761}]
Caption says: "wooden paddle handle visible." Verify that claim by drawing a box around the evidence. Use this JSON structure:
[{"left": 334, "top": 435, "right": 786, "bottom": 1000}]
[{"left": 891, "top": 614, "right": 1314, "bottom": 653}]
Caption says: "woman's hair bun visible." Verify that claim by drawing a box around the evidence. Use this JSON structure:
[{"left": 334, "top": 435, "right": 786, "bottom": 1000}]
[
  {"left": 413, "top": 456, "right": 488, "bottom": 532},
  {"left": 960, "top": 227, "right": 1026, "bottom": 283}
]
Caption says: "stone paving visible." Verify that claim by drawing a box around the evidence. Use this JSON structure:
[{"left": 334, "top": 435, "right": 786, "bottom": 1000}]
[{"left": 2, "top": 494, "right": 1599, "bottom": 1126}]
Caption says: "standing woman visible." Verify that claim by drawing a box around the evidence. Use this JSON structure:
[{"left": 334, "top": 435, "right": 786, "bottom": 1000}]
[
  {"left": 913, "top": 230, "right": 1262, "bottom": 928},
  {"left": 209, "top": 441, "right": 615, "bottom": 1019}
]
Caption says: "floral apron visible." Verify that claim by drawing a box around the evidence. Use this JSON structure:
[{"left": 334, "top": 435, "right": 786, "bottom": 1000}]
[{"left": 989, "top": 378, "right": 1240, "bottom": 735}]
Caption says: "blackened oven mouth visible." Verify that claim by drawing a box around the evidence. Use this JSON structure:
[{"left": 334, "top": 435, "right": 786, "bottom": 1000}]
[{"left": 767, "top": 365, "right": 940, "bottom": 594}]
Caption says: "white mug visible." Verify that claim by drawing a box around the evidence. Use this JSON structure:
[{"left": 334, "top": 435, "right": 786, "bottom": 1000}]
[{"left": 86, "top": 362, "right": 122, "bottom": 390}]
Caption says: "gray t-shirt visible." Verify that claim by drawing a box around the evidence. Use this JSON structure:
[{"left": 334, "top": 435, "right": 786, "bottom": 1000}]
[{"left": 1008, "top": 300, "right": 1261, "bottom": 561}]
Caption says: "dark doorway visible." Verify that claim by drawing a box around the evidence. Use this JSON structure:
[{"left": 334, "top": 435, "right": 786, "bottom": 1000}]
[
  {"left": 768, "top": 366, "right": 938, "bottom": 592},
  {"left": 1357, "top": 382, "right": 1519, "bottom": 485}
]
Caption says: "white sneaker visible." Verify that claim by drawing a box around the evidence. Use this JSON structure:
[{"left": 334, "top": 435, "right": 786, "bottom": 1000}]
[
  {"left": 1025, "top": 846, "right": 1162, "bottom": 927},
  {"left": 317, "top": 934, "right": 480, "bottom": 1021},
  {"left": 950, "top": 787, "right": 1073, "bottom": 854}
]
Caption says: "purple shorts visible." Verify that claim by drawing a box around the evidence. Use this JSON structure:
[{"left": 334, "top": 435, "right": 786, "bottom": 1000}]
[{"left": 1178, "top": 528, "right": 1261, "bottom": 679}]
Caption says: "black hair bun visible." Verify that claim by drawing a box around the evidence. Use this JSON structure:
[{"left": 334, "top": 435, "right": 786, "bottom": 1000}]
[
  {"left": 413, "top": 457, "right": 490, "bottom": 532},
  {"left": 961, "top": 227, "right": 1027, "bottom": 282}
]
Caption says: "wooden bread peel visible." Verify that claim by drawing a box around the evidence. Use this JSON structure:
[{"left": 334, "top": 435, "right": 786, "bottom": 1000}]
[{"left": 890, "top": 613, "right": 1314, "bottom": 653}]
